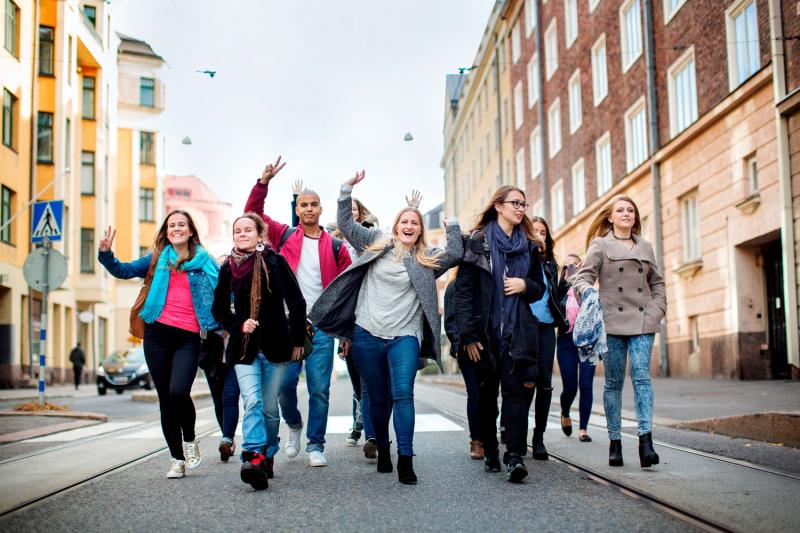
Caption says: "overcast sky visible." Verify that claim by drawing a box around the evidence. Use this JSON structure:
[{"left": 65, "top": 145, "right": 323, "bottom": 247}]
[{"left": 112, "top": 0, "right": 491, "bottom": 227}]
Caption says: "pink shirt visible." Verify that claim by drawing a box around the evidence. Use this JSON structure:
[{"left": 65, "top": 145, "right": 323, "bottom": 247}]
[{"left": 156, "top": 270, "right": 201, "bottom": 333}]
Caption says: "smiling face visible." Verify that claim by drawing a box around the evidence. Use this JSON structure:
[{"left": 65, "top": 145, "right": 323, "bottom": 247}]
[
  {"left": 166, "top": 213, "right": 193, "bottom": 247},
  {"left": 608, "top": 199, "right": 637, "bottom": 233},
  {"left": 393, "top": 208, "right": 423, "bottom": 248},
  {"left": 233, "top": 217, "right": 260, "bottom": 252},
  {"left": 495, "top": 190, "right": 527, "bottom": 227},
  {"left": 296, "top": 192, "right": 322, "bottom": 226}
]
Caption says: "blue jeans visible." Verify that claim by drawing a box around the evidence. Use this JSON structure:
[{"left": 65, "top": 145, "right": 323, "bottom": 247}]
[
  {"left": 344, "top": 353, "right": 374, "bottom": 439},
  {"left": 236, "top": 353, "right": 289, "bottom": 458},
  {"left": 604, "top": 334, "right": 655, "bottom": 440},
  {"left": 279, "top": 326, "right": 334, "bottom": 452},
  {"left": 459, "top": 362, "right": 480, "bottom": 441},
  {"left": 207, "top": 364, "right": 240, "bottom": 443},
  {"left": 351, "top": 325, "right": 419, "bottom": 456},
  {"left": 556, "top": 335, "right": 596, "bottom": 430}
]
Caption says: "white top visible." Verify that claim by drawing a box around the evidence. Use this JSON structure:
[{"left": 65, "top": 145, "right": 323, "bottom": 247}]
[{"left": 296, "top": 235, "right": 324, "bottom": 314}]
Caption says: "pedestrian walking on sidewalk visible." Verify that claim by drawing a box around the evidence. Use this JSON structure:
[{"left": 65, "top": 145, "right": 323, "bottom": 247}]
[
  {"left": 199, "top": 331, "right": 241, "bottom": 463},
  {"left": 572, "top": 197, "right": 666, "bottom": 468},
  {"left": 69, "top": 343, "right": 85, "bottom": 391},
  {"left": 524, "top": 216, "right": 570, "bottom": 461},
  {"left": 310, "top": 171, "right": 463, "bottom": 484},
  {"left": 244, "top": 157, "right": 352, "bottom": 468},
  {"left": 555, "top": 254, "right": 596, "bottom": 442},
  {"left": 98, "top": 211, "right": 220, "bottom": 479},
  {"left": 453, "top": 186, "right": 544, "bottom": 483},
  {"left": 212, "top": 213, "right": 307, "bottom": 490}
]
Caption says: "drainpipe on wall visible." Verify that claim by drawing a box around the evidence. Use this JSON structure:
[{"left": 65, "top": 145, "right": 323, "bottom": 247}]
[
  {"left": 643, "top": 0, "right": 669, "bottom": 376},
  {"left": 534, "top": 0, "right": 549, "bottom": 221},
  {"left": 767, "top": 0, "right": 800, "bottom": 376},
  {"left": 494, "top": 39, "right": 504, "bottom": 184}
]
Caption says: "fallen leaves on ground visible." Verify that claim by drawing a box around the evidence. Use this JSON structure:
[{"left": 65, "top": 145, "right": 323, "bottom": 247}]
[{"left": 13, "top": 400, "right": 67, "bottom": 412}]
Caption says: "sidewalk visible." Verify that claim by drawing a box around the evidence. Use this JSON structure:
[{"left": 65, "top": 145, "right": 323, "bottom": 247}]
[{"left": 0, "top": 384, "right": 97, "bottom": 402}]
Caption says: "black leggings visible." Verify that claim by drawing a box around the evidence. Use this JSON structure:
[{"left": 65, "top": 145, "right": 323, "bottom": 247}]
[
  {"left": 143, "top": 322, "right": 200, "bottom": 460},
  {"left": 525, "top": 323, "right": 556, "bottom": 434}
]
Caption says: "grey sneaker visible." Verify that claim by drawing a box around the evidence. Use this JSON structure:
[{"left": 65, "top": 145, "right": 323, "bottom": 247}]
[
  {"left": 167, "top": 458, "right": 185, "bottom": 479},
  {"left": 183, "top": 440, "right": 201, "bottom": 469}
]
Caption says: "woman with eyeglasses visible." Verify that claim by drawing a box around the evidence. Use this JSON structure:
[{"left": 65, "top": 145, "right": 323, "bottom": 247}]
[{"left": 453, "top": 186, "right": 544, "bottom": 483}]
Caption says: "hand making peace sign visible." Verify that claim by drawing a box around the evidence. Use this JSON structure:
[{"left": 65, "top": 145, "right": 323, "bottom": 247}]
[
  {"left": 99, "top": 226, "right": 116, "bottom": 252},
  {"left": 260, "top": 156, "right": 287, "bottom": 184}
]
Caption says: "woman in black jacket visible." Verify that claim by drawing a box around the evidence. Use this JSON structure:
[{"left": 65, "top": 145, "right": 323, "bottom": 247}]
[
  {"left": 454, "top": 186, "right": 544, "bottom": 483},
  {"left": 212, "top": 213, "right": 307, "bottom": 490}
]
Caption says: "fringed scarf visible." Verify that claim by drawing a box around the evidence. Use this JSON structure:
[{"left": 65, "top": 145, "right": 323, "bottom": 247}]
[{"left": 228, "top": 247, "right": 270, "bottom": 358}]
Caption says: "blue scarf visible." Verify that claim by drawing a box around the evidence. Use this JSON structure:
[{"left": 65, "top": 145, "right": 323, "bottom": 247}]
[
  {"left": 488, "top": 221, "right": 530, "bottom": 354},
  {"left": 139, "top": 245, "right": 219, "bottom": 323}
]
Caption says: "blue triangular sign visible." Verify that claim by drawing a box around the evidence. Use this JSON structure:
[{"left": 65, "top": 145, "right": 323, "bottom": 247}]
[{"left": 31, "top": 201, "right": 64, "bottom": 243}]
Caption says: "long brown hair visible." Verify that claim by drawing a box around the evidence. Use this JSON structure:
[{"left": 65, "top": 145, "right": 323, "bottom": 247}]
[
  {"left": 470, "top": 185, "right": 536, "bottom": 240},
  {"left": 152, "top": 210, "right": 203, "bottom": 269},
  {"left": 584, "top": 196, "right": 642, "bottom": 250},
  {"left": 365, "top": 207, "right": 443, "bottom": 269},
  {"left": 231, "top": 213, "right": 271, "bottom": 358},
  {"left": 530, "top": 216, "right": 556, "bottom": 264}
]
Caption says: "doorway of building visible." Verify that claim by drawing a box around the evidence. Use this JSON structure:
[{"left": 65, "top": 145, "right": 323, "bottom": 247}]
[{"left": 763, "top": 240, "right": 789, "bottom": 378}]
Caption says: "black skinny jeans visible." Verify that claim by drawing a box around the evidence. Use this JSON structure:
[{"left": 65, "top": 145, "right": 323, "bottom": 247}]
[
  {"left": 476, "top": 350, "right": 529, "bottom": 458},
  {"left": 143, "top": 321, "right": 200, "bottom": 461},
  {"left": 524, "top": 322, "right": 556, "bottom": 434}
]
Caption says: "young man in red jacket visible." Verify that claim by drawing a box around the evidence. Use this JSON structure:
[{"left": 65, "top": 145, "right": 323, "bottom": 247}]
[{"left": 245, "top": 157, "right": 352, "bottom": 467}]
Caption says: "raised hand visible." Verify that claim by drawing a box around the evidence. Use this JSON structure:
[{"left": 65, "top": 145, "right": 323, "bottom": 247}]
[
  {"left": 99, "top": 226, "right": 116, "bottom": 252},
  {"left": 292, "top": 179, "right": 304, "bottom": 195},
  {"left": 260, "top": 156, "right": 286, "bottom": 184},
  {"left": 406, "top": 189, "right": 422, "bottom": 209},
  {"left": 344, "top": 170, "right": 366, "bottom": 188}
]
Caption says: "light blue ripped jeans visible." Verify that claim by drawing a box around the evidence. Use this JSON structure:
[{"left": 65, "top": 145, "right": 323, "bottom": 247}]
[{"left": 604, "top": 334, "right": 655, "bottom": 440}]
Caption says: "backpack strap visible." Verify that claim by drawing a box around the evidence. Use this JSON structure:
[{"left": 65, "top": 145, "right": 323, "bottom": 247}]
[
  {"left": 280, "top": 226, "right": 342, "bottom": 260},
  {"left": 331, "top": 236, "right": 342, "bottom": 261}
]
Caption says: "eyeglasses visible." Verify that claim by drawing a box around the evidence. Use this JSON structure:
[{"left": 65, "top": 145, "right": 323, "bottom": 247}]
[{"left": 500, "top": 200, "right": 530, "bottom": 210}]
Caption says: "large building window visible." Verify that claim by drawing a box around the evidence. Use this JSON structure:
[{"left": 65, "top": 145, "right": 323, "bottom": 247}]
[
  {"left": 64, "top": 118, "right": 71, "bottom": 172},
  {"left": 592, "top": 34, "right": 608, "bottom": 106},
  {"left": 668, "top": 48, "right": 698, "bottom": 137},
  {"left": 82, "top": 76, "right": 95, "bottom": 119},
  {"left": 2, "top": 88, "right": 16, "bottom": 149},
  {"left": 139, "top": 188, "right": 155, "bottom": 222},
  {"left": 82, "top": 4, "right": 97, "bottom": 27},
  {"left": 511, "top": 20, "right": 521, "bottom": 64},
  {"left": 527, "top": 52, "right": 539, "bottom": 108},
  {"left": 140, "top": 131, "right": 155, "bottom": 165},
  {"left": 513, "top": 81, "right": 524, "bottom": 130},
  {"left": 140, "top": 77, "right": 155, "bottom": 107},
  {"left": 1, "top": 185, "right": 13, "bottom": 244},
  {"left": 620, "top": 0, "right": 642, "bottom": 72},
  {"left": 589, "top": 0, "right": 602, "bottom": 13},
  {"left": 568, "top": 69, "right": 582, "bottom": 134},
  {"left": 37, "top": 112, "right": 53, "bottom": 163},
  {"left": 572, "top": 158, "right": 586, "bottom": 214},
  {"left": 516, "top": 148, "right": 526, "bottom": 189},
  {"left": 624, "top": 97, "right": 648, "bottom": 172},
  {"left": 726, "top": 0, "right": 759, "bottom": 89},
  {"left": 551, "top": 180, "right": 565, "bottom": 230},
  {"left": 681, "top": 191, "right": 701, "bottom": 262},
  {"left": 80, "top": 228, "right": 94, "bottom": 273},
  {"left": 81, "top": 151, "right": 95, "bottom": 195},
  {"left": 529, "top": 126, "right": 542, "bottom": 179},
  {"left": 39, "top": 26, "right": 55, "bottom": 75},
  {"left": 564, "top": 0, "right": 578, "bottom": 48},
  {"left": 664, "top": 0, "right": 688, "bottom": 23},
  {"left": 596, "top": 132, "right": 612, "bottom": 196},
  {"left": 4, "top": 0, "right": 18, "bottom": 56},
  {"left": 548, "top": 98, "right": 561, "bottom": 158},
  {"left": 524, "top": 0, "right": 537, "bottom": 37},
  {"left": 545, "top": 20, "right": 558, "bottom": 80}
]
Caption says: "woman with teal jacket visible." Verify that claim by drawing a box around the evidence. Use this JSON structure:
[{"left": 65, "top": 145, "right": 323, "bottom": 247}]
[{"left": 98, "top": 210, "right": 220, "bottom": 480}]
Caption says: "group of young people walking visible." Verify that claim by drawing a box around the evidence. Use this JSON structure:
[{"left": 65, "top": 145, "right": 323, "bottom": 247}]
[{"left": 97, "top": 156, "right": 666, "bottom": 490}]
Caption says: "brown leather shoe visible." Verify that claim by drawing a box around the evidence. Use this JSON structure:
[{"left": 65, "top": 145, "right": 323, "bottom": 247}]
[
  {"left": 470, "top": 440, "right": 484, "bottom": 460},
  {"left": 219, "top": 440, "right": 235, "bottom": 462}
]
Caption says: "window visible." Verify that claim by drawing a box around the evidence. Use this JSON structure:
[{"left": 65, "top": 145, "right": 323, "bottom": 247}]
[
  {"left": 494, "top": 117, "right": 500, "bottom": 149},
  {"left": 624, "top": 97, "right": 648, "bottom": 171},
  {"left": 67, "top": 36, "right": 73, "bottom": 86},
  {"left": 530, "top": 126, "right": 542, "bottom": 179},
  {"left": 483, "top": 80, "right": 489, "bottom": 110},
  {"left": 82, "top": 4, "right": 97, "bottom": 27},
  {"left": 39, "top": 26, "right": 55, "bottom": 75},
  {"left": 139, "top": 188, "right": 154, "bottom": 222},
  {"left": 81, "top": 151, "right": 95, "bottom": 195},
  {"left": 568, "top": 70, "right": 582, "bottom": 133},
  {"left": 513, "top": 81, "right": 524, "bottom": 130},
  {"left": 82, "top": 77, "right": 95, "bottom": 119},
  {"left": 516, "top": 148, "right": 526, "bottom": 189},
  {"left": 80, "top": 228, "right": 94, "bottom": 273},
  {"left": 572, "top": 158, "right": 586, "bottom": 214},
  {"left": 589, "top": 0, "right": 602, "bottom": 12},
  {"left": 689, "top": 316, "right": 700, "bottom": 353},
  {"left": 726, "top": 0, "right": 760, "bottom": 89},
  {"left": 596, "top": 132, "right": 612, "bottom": 195},
  {"left": 37, "top": 112, "right": 53, "bottom": 163},
  {"left": 1, "top": 185, "right": 13, "bottom": 244},
  {"left": 681, "top": 192, "right": 701, "bottom": 261},
  {"left": 4, "top": 0, "right": 18, "bottom": 56},
  {"left": 492, "top": 65, "right": 498, "bottom": 93},
  {"left": 545, "top": 20, "right": 558, "bottom": 79},
  {"left": 139, "top": 246, "right": 150, "bottom": 258},
  {"left": 140, "top": 131, "right": 155, "bottom": 165},
  {"left": 664, "top": 0, "right": 688, "bottom": 23},
  {"left": 551, "top": 180, "right": 565, "bottom": 229},
  {"left": 140, "top": 77, "right": 155, "bottom": 107},
  {"left": 532, "top": 198, "right": 544, "bottom": 218},
  {"left": 620, "top": 0, "right": 642, "bottom": 72},
  {"left": 525, "top": 0, "right": 537, "bottom": 37},
  {"left": 668, "top": 48, "right": 698, "bottom": 137},
  {"left": 564, "top": 0, "right": 578, "bottom": 48},
  {"left": 503, "top": 97, "right": 509, "bottom": 133},
  {"left": 527, "top": 53, "right": 540, "bottom": 107},
  {"left": 64, "top": 118, "right": 71, "bottom": 171},
  {"left": 746, "top": 155, "right": 758, "bottom": 194},
  {"left": 592, "top": 34, "right": 608, "bottom": 106},
  {"left": 2, "top": 88, "right": 16, "bottom": 149},
  {"left": 548, "top": 98, "right": 561, "bottom": 158},
  {"left": 511, "top": 21, "right": 521, "bottom": 64}
]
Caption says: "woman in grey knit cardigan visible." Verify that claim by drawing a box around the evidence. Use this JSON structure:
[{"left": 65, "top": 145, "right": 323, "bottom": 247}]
[{"left": 310, "top": 171, "right": 463, "bottom": 484}]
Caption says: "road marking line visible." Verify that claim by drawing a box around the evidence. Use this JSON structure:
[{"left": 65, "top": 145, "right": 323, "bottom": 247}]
[{"left": 24, "top": 421, "right": 144, "bottom": 442}]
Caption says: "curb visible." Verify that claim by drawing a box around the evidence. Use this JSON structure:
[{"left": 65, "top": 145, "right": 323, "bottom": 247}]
[
  {"left": 0, "top": 410, "right": 108, "bottom": 422},
  {"left": 131, "top": 390, "right": 211, "bottom": 403},
  {"left": 0, "top": 418, "right": 101, "bottom": 444}
]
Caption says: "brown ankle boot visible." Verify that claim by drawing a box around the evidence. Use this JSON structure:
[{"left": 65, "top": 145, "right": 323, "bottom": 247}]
[{"left": 469, "top": 440, "right": 484, "bottom": 460}]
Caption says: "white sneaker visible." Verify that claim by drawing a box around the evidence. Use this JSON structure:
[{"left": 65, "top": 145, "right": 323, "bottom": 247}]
[
  {"left": 167, "top": 458, "right": 185, "bottom": 479},
  {"left": 183, "top": 440, "right": 202, "bottom": 469},
  {"left": 285, "top": 427, "right": 302, "bottom": 458},
  {"left": 308, "top": 450, "right": 328, "bottom": 467}
]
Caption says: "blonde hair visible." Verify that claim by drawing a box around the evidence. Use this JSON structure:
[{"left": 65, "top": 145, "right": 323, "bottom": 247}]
[
  {"left": 365, "top": 207, "right": 443, "bottom": 269},
  {"left": 584, "top": 196, "right": 642, "bottom": 250}
]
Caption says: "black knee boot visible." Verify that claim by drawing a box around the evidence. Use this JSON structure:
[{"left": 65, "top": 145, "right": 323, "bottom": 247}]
[
  {"left": 609, "top": 439, "right": 623, "bottom": 467},
  {"left": 531, "top": 430, "right": 549, "bottom": 460},
  {"left": 377, "top": 444, "right": 393, "bottom": 473},
  {"left": 532, "top": 388, "right": 552, "bottom": 460},
  {"left": 397, "top": 454, "right": 417, "bottom": 484},
  {"left": 639, "top": 433, "right": 660, "bottom": 468}
]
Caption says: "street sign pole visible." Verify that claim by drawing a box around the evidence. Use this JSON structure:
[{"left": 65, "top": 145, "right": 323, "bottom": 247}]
[{"left": 38, "top": 236, "right": 50, "bottom": 405}]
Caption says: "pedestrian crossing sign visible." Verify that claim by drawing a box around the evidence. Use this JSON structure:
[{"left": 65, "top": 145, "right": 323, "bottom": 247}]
[{"left": 31, "top": 200, "right": 64, "bottom": 243}]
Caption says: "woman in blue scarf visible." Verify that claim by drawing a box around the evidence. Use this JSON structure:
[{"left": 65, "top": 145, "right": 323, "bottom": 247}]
[
  {"left": 453, "top": 186, "right": 544, "bottom": 483},
  {"left": 98, "top": 210, "right": 220, "bottom": 480}
]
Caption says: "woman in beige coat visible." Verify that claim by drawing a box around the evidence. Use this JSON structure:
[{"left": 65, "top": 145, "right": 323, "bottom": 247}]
[{"left": 572, "top": 196, "right": 666, "bottom": 469}]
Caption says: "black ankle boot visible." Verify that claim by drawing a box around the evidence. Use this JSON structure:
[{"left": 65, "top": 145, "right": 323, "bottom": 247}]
[
  {"left": 397, "top": 454, "right": 417, "bottom": 484},
  {"left": 377, "top": 445, "right": 393, "bottom": 473},
  {"left": 609, "top": 439, "right": 623, "bottom": 467},
  {"left": 532, "top": 430, "right": 549, "bottom": 460},
  {"left": 639, "top": 433, "right": 660, "bottom": 468}
]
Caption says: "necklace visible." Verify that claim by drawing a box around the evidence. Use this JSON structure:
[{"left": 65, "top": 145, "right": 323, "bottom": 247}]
[{"left": 612, "top": 233, "right": 632, "bottom": 241}]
